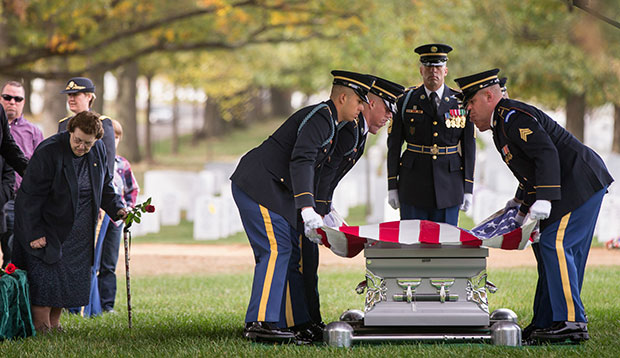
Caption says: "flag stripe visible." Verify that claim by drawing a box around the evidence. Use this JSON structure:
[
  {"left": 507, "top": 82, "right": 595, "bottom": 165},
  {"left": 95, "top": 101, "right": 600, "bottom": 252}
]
[{"left": 419, "top": 220, "right": 440, "bottom": 244}]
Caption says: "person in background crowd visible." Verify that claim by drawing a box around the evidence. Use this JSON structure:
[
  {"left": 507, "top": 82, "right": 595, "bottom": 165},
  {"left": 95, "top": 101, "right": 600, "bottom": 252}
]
[
  {"left": 230, "top": 70, "right": 373, "bottom": 344},
  {"left": 455, "top": 68, "right": 613, "bottom": 345},
  {"left": 387, "top": 43, "right": 475, "bottom": 225},
  {"left": 0, "top": 80, "right": 44, "bottom": 268},
  {"left": 12, "top": 111, "right": 127, "bottom": 333},
  {"left": 98, "top": 119, "right": 139, "bottom": 313},
  {"left": 58, "top": 77, "right": 117, "bottom": 315}
]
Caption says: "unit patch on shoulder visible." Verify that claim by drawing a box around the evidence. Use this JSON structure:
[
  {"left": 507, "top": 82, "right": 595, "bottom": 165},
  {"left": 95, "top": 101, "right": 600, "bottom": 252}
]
[{"left": 519, "top": 128, "right": 533, "bottom": 142}]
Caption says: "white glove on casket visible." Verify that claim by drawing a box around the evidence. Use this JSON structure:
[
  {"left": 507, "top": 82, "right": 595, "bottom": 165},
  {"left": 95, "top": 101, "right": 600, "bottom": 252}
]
[
  {"left": 388, "top": 189, "right": 400, "bottom": 210},
  {"left": 504, "top": 197, "right": 521, "bottom": 212},
  {"left": 460, "top": 193, "right": 473, "bottom": 212},
  {"left": 323, "top": 208, "right": 345, "bottom": 228},
  {"left": 529, "top": 200, "right": 551, "bottom": 220},
  {"left": 301, "top": 207, "right": 324, "bottom": 243}
]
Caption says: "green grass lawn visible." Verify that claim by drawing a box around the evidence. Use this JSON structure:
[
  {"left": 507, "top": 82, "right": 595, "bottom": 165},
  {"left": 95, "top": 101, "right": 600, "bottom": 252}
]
[{"left": 3, "top": 267, "right": 619, "bottom": 357}]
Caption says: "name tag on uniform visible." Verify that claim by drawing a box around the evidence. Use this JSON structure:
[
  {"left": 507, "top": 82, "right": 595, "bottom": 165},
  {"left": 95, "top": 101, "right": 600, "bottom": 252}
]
[{"left": 406, "top": 109, "right": 423, "bottom": 114}]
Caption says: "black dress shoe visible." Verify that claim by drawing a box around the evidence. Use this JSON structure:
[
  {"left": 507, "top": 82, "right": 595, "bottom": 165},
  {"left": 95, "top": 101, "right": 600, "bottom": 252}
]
[
  {"left": 291, "top": 322, "right": 325, "bottom": 344},
  {"left": 530, "top": 321, "right": 589, "bottom": 343},
  {"left": 521, "top": 322, "right": 542, "bottom": 341},
  {"left": 243, "top": 322, "right": 296, "bottom": 343}
]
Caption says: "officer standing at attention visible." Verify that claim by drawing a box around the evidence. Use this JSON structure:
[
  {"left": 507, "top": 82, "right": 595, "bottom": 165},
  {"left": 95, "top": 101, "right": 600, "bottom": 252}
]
[
  {"left": 230, "top": 70, "right": 372, "bottom": 344},
  {"left": 58, "top": 77, "right": 115, "bottom": 175},
  {"left": 387, "top": 44, "right": 475, "bottom": 225},
  {"left": 454, "top": 68, "right": 613, "bottom": 344},
  {"left": 298, "top": 76, "right": 405, "bottom": 341}
]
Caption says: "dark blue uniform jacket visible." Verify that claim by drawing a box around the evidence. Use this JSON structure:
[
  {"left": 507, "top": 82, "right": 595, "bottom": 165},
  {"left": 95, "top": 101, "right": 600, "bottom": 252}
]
[
  {"left": 492, "top": 98, "right": 613, "bottom": 230},
  {"left": 231, "top": 100, "right": 339, "bottom": 229},
  {"left": 387, "top": 84, "right": 476, "bottom": 209},
  {"left": 315, "top": 115, "right": 367, "bottom": 215}
]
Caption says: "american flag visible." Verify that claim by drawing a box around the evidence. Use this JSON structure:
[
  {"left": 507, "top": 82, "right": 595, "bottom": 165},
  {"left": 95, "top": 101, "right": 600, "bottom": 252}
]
[{"left": 318, "top": 208, "right": 538, "bottom": 258}]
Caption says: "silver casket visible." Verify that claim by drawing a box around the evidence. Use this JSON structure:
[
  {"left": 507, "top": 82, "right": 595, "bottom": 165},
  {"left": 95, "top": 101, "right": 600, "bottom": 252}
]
[{"left": 361, "top": 242, "right": 493, "bottom": 327}]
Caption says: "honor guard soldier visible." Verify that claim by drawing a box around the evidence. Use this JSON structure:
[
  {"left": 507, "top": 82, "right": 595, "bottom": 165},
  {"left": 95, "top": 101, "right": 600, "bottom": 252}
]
[
  {"left": 230, "top": 70, "right": 372, "bottom": 344},
  {"left": 58, "top": 77, "right": 115, "bottom": 175},
  {"left": 455, "top": 68, "right": 613, "bottom": 344},
  {"left": 301, "top": 76, "right": 405, "bottom": 339},
  {"left": 387, "top": 44, "right": 475, "bottom": 225}
]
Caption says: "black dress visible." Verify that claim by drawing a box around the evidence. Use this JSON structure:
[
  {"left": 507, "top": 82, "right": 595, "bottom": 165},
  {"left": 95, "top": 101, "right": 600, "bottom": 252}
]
[{"left": 23, "top": 154, "right": 94, "bottom": 307}]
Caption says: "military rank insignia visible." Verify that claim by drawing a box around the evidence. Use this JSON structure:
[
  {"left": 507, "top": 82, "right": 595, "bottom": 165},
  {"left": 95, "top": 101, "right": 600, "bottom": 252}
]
[
  {"left": 519, "top": 128, "right": 533, "bottom": 142},
  {"left": 501, "top": 145, "right": 513, "bottom": 164},
  {"left": 444, "top": 109, "right": 467, "bottom": 128}
]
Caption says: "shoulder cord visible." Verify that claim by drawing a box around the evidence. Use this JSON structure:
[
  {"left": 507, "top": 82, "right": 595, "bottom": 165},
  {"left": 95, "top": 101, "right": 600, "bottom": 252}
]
[
  {"left": 297, "top": 103, "right": 334, "bottom": 148},
  {"left": 401, "top": 89, "right": 414, "bottom": 123}
]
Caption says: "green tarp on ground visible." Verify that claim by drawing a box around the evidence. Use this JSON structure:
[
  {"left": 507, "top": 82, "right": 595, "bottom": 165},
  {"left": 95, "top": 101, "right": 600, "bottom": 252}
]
[{"left": 0, "top": 269, "right": 35, "bottom": 340}]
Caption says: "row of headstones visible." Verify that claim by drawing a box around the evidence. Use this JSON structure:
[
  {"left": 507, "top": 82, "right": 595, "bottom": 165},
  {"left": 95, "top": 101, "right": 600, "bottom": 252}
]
[{"left": 133, "top": 125, "right": 620, "bottom": 242}]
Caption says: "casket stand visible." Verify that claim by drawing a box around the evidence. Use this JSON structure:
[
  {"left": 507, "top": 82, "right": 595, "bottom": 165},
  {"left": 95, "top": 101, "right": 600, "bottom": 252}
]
[{"left": 324, "top": 242, "right": 522, "bottom": 347}]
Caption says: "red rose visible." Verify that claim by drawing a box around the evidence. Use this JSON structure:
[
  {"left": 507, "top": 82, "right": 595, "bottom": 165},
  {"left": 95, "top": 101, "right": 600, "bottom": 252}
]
[
  {"left": 145, "top": 205, "right": 155, "bottom": 213},
  {"left": 5, "top": 263, "right": 16, "bottom": 274}
]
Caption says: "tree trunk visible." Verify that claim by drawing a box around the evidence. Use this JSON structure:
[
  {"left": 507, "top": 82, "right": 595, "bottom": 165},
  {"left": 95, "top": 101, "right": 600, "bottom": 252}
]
[
  {"left": 42, "top": 79, "right": 68, "bottom": 136},
  {"left": 144, "top": 74, "right": 153, "bottom": 162},
  {"left": 171, "top": 84, "right": 179, "bottom": 155},
  {"left": 613, "top": 104, "right": 620, "bottom": 154},
  {"left": 89, "top": 70, "right": 105, "bottom": 114},
  {"left": 202, "top": 96, "right": 224, "bottom": 137},
  {"left": 117, "top": 61, "right": 141, "bottom": 163},
  {"left": 565, "top": 93, "right": 585, "bottom": 142},
  {"left": 191, "top": 100, "right": 201, "bottom": 145},
  {"left": 22, "top": 78, "right": 33, "bottom": 116},
  {"left": 270, "top": 86, "right": 292, "bottom": 117}
]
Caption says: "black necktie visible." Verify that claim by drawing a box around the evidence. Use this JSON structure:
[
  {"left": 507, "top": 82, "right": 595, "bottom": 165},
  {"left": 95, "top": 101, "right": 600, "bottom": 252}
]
[{"left": 430, "top": 92, "right": 440, "bottom": 114}]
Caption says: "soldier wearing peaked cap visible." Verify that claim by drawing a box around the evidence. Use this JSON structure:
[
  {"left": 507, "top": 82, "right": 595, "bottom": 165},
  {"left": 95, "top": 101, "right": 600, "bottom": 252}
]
[
  {"left": 58, "top": 77, "right": 115, "bottom": 175},
  {"left": 297, "top": 76, "right": 405, "bottom": 336},
  {"left": 387, "top": 43, "right": 475, "bottom": 225},
  {"left": 230, "top": 70, "right": 372, "bottom": 343},
  {"left": 455, "top": 68, "right": 613, "bottom": 344}
]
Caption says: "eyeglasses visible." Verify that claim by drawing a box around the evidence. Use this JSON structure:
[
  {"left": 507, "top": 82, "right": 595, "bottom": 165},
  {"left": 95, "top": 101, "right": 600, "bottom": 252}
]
[{"left": 1, "top": 94, "right": 24, "bottom": 103}]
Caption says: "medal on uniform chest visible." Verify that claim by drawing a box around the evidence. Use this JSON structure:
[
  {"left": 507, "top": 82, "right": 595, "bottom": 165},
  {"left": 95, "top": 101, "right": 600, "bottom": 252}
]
[{"left": 501, "top": 145, "right": 513, "bottom": 164}]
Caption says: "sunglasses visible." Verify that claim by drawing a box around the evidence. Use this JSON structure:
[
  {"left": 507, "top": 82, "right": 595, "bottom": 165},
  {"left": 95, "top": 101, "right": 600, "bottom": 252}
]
[{"left": 1, "top": 94, "right": 24, "bottom": 103}]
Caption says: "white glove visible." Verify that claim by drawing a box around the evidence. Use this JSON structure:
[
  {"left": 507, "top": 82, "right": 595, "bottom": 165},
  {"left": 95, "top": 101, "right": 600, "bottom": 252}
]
[
  {"left": 514, "top": 213, "right": 526, "bottom": 226},
  {"left": 323, "top": 208, "right": 345, "bottom": 228},
  {"left": 301, "top": 207, "right": 324, "bottom": 239},
  {"left": 504, "top": 197, "right": 521, "bottom": 211},
  {"left": 306, "top": 232, "right": 323, "bottom": 245},
  {"left": 388, "top": 189, "right": 400, "bottom": 209},
  {"left": 460, "top": 193, "right": 473, "bottom": 212},
  {"left": 529, "top": 200, "right": 552, "bottom": 220}
]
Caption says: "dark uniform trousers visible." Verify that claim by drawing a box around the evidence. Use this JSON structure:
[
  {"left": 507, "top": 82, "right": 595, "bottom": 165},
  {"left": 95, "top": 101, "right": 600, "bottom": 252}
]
[
  {"left": 231, "top": 100, "right": 339, "bottom": 328},
  {"left": 387, "top": 85, "right": 475, "bottom": 225},
  {"left": 491, "top": 98, "right": 613, "bottom": 327}
]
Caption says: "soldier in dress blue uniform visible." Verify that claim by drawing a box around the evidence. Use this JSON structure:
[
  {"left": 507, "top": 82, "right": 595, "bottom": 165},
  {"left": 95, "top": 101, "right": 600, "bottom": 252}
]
[
  {"left": 297, "top": 76, "right": 404, "bottom": 340},
  {"left": 455, "top": 69, "right": 613, "bottom": 344},
  {"left": 230, "top": 71, "right": 373, "bottom": 344},
  {"left": 387, "top": 44, "right": 475, "bottom": 225}
]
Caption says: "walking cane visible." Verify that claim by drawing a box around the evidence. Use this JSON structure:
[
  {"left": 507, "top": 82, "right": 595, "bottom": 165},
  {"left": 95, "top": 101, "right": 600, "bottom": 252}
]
[{"left": 123, "top": 223, "right": 133, "bottom": 329}]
